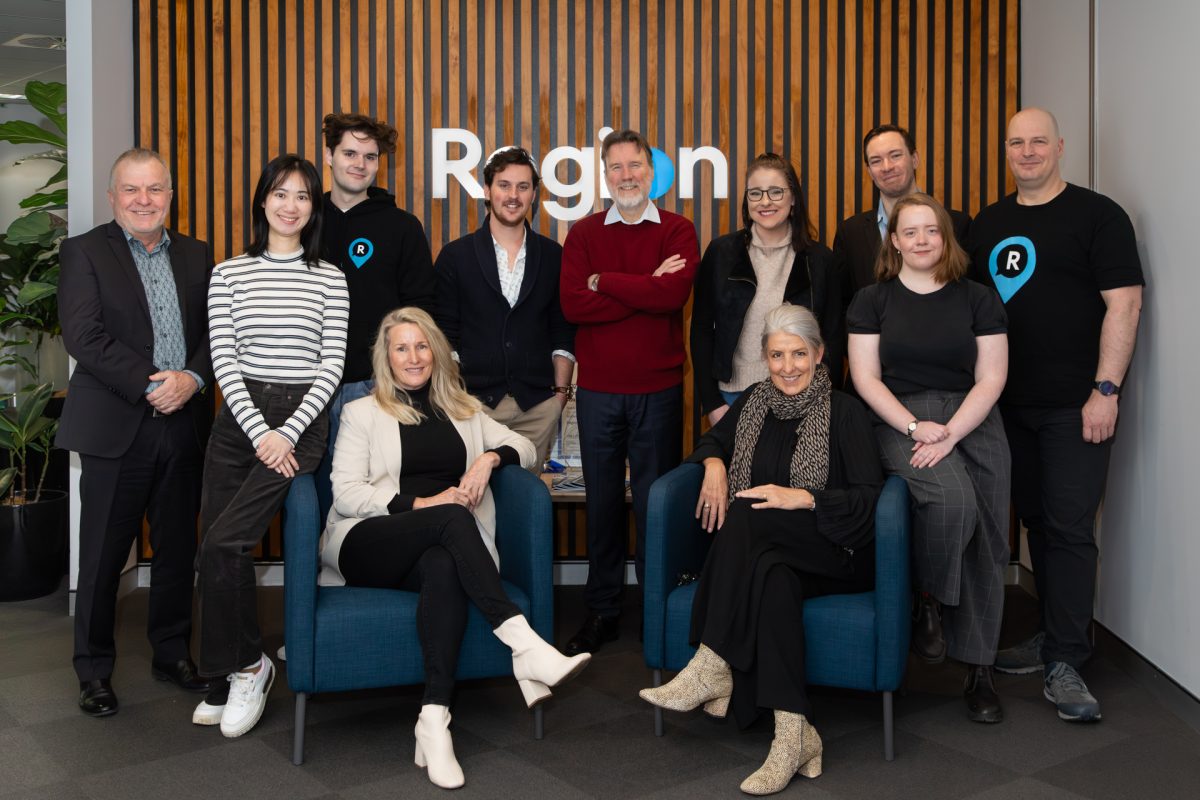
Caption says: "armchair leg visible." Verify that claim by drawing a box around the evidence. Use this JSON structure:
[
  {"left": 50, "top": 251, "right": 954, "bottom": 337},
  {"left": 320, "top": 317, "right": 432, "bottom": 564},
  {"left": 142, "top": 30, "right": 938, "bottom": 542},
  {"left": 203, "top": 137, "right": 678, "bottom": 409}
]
[
  {"left": 882, "top": 690, "right": 895, "bottom": 761},
  {"left": 292, "top": 692, "right": 308, "bottom": 766},
  {"left": 652, "top": 669, "right": 664, "bottom": 737},
  {"left": 533, "top": 704, "right": 544, "bottom": 740}
]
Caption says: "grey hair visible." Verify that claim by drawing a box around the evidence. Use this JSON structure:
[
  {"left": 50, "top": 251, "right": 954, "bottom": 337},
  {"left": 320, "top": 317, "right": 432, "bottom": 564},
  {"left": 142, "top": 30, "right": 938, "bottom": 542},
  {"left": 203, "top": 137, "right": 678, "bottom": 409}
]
[
  {"left": 761, "top": 303, "right": 824, "bottom": 353},
  {"left": 109, "top": 147, "right": 173, "bottom": 190}
]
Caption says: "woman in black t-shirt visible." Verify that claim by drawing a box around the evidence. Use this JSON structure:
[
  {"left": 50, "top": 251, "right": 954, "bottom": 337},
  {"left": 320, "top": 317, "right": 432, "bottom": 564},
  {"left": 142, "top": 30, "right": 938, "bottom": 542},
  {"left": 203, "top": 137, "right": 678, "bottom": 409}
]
[{"left": 847, "top": 194, "right": 1012, "bottom": 725}]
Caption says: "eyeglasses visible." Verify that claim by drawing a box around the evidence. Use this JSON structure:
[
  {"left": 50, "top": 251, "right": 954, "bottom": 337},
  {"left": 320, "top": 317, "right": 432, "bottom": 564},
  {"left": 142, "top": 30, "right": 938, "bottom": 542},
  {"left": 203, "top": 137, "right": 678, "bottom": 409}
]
[{"left": 746, "top": 186, "right": 788, "bottom": 202}]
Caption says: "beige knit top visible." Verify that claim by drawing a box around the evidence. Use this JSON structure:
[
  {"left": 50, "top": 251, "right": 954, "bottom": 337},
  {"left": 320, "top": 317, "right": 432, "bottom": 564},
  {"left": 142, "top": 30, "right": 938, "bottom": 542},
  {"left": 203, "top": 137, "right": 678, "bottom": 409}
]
[{"left": 721, "top": 225, "right": 794, "bottom": 396}]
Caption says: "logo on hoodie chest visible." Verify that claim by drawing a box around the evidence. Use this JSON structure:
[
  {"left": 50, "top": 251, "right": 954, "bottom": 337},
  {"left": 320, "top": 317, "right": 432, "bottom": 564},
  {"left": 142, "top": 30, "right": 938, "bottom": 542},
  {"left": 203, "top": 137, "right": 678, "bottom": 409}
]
[{"left": 348, "top": 238, "right": 375, "bottom": 268}]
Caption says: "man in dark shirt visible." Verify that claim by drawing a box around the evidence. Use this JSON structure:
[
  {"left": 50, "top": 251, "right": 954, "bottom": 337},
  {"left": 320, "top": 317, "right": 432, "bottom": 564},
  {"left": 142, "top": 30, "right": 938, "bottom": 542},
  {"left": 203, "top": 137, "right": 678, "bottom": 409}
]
[
  {"left": 320, "top": 113, "right": 435, "bottom": 434},
  {"left": 834, "top": 124, "right": 970, "bottom": 299},
  {"left": 969, "top": 107, "right": 1143, "bottom": 723}
]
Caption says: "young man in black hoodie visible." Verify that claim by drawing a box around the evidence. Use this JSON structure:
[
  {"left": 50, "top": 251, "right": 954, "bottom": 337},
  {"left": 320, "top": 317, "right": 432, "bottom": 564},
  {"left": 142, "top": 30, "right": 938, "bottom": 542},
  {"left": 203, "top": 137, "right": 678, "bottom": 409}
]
[{"left": 321, "top": 113, "right": 436, "bottom": 434}]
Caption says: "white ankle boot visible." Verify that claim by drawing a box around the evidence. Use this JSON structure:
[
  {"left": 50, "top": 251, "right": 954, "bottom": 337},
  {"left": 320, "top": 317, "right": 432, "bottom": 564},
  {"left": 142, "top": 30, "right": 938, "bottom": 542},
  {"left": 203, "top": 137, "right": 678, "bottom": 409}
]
[
  {"left": 413, "top": 704, "right": 465, "bottom": 789},
  {"left": 493, "top": 615, "right": 591, "bottom": 707}
]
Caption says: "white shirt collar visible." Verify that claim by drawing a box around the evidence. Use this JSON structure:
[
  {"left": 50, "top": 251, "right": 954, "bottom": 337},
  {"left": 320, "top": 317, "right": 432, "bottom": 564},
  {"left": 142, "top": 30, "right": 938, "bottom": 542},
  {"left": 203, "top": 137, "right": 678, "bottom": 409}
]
[{"left": 604, "top": 202, "right": 661, "bottom": 226}]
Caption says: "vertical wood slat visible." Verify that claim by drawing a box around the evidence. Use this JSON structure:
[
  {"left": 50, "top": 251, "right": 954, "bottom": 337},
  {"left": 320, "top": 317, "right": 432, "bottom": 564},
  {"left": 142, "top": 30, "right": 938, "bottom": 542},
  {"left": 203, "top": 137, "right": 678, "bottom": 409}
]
[{"left": 134, "top": 0, "right": 1021, "bottom": 557}]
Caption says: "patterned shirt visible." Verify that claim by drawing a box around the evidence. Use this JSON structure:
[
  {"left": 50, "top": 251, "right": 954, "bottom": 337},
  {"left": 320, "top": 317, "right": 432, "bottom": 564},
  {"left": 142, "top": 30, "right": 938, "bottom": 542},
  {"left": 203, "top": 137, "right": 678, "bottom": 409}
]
[
  {"left": 122, "top": 229, "right": 197, "bottom": 393},
  {"left": 492, "top": 230, "right": 527, "bottom": 307}
]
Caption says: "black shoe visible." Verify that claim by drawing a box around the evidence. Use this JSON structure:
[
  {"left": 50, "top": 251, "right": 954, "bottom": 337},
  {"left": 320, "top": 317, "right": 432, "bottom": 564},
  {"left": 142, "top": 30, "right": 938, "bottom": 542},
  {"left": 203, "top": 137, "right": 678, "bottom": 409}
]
[
  {"left": 152, "top": 658, "right": 212, "bottom": 693},
  {"left": 911, "top": 593, "right": 946, "bottom": 663},
  {"left": 565, "top": 614, "right": 619, "bottom": 655},
  {"left": 79, "top": 679, "right": 118, "bottom": 717},
  {"left": 964, "top": 665, "right": 1003, "bottom": 723}
]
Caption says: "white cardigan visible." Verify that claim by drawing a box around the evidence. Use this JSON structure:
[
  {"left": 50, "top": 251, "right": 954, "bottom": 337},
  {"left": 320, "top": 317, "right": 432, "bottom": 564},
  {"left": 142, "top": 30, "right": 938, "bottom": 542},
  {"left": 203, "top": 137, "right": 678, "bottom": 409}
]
[{"left": 318, "top": 394, "right": 538, "bottom": 586}]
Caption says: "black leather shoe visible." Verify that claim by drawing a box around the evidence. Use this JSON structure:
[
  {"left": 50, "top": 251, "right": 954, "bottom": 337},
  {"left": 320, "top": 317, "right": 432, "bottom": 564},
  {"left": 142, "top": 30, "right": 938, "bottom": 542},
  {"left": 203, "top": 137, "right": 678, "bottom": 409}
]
[
  {"left": 964, "top": 665, "right": 1003, "bottom": 723},
  {"left": 911, "top": 593, "right": 946, "bottom": 663},
  {"left": 152, "top": 659, "right": 211, "bottom": 693},
  {"left": 79, "top": 679, "right": 118, "bottom": 717},
  {"left": 565, "top": 614, "right": 619, "bottom": 655}
]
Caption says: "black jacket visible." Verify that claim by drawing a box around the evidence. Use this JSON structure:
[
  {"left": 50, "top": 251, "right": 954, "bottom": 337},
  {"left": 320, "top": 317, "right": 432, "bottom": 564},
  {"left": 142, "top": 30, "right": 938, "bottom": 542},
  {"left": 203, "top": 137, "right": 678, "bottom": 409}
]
[
  {"left": 434, "top": 219, "right": 575, "bottom": 410},
  {"left": 321, "top": 187, "right": 435, "bottom": 383},
  {"left": 56, "top": 221, "right": 214, "bottom": 457},
  {"left": 690, "top": 230, "right": 844, "bottom": 415}
]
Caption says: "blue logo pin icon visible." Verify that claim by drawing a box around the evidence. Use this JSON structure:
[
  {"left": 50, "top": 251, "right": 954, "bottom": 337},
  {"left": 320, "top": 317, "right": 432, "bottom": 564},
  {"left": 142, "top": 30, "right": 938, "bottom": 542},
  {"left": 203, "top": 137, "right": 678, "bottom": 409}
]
[
  {"left": 648, "top": 148, "right": 676, "bottom": 200},
  {"left": 988, "top": 236, "right": 1036, "bottom": 303},
  {"left": 348, "top": 238, "right": 374, "bottom": 269}
]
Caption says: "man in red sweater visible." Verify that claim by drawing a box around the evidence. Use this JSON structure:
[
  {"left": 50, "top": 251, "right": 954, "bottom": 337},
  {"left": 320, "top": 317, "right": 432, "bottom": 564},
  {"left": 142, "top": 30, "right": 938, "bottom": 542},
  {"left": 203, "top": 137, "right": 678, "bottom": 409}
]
[{"left": 560, "top": 129, "right": 700, "bottom": 654}]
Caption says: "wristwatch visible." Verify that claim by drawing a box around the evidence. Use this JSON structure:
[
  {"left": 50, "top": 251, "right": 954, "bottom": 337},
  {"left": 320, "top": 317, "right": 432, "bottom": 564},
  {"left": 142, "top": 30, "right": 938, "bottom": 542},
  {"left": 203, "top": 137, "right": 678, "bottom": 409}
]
[
  {"left": 906, "top": 420, "right": 919, "bottom": 439},
  {"left": 551, "top": 385, "right": 575, "bottom": 401},
  {"left": 1094, "top": 380, "right": 1121, "bottom": 397}
]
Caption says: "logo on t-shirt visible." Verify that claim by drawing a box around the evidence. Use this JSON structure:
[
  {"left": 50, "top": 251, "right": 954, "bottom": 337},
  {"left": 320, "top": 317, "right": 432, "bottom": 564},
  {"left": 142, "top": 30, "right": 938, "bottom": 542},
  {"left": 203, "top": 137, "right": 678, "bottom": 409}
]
[
  {"left": 988, "top": 236, "right": 1036, "bottom": 303},
  {"left": 348, "top": 238, "right": 375, "bottom": 268}
]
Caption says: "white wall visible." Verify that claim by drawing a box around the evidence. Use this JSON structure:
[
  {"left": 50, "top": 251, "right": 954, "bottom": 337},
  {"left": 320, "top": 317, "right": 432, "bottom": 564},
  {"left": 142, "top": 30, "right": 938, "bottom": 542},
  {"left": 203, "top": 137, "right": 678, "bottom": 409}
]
[
  {"left": 65, "top": 0, "right": 134, "bottom": 602},
  {"left": 1023, "top": 0, "right": 1200, "bottom": 699}
]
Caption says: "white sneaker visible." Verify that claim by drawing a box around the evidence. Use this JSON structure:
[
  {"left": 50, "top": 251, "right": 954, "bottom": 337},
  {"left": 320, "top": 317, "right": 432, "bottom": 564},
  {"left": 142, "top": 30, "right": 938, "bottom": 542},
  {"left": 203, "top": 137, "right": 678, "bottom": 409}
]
[
  {"left": 192, "top": 675, "right": 231, "bottom": 726},
  {"left": 219, "top": 655, "right": 275, "bottom": 738}
]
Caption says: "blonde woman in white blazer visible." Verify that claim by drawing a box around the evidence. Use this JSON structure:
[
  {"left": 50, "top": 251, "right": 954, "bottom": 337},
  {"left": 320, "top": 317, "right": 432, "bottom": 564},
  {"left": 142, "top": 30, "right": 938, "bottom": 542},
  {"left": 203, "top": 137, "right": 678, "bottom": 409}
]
[{"left": 319, "top": 307, "right": 589, "bottom": 790}]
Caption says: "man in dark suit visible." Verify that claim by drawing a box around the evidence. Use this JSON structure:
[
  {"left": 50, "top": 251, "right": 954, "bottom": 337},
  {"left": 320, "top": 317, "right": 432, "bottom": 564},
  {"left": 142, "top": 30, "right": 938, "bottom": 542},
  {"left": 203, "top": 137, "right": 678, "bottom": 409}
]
[
  {"left": 57, "top": 148, "right": 214, "bottom": 716},
  {"left": 434, "top": 145, "right": 575, "bottom": 466},
  {"left": 834, "top": 124, "right": 971, "bottom": 298}
]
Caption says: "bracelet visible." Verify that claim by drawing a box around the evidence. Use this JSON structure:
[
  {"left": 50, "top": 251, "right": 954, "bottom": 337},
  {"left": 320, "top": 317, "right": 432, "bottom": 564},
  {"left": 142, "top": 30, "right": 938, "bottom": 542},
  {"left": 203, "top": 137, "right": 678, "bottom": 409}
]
[{"left": 551, "top": 385, "right": 575, "bottom": 401}]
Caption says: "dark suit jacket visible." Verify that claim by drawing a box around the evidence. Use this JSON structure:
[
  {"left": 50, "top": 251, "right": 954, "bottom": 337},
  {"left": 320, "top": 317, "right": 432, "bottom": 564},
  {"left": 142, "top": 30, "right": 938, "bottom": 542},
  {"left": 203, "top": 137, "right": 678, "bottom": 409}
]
[
  {"left": 55, "top": 220, "right": 214, "bottom": 458},
  {"left": 833, "top": 206, "right": 972, "bottom": 303},
  {"left": 434, "top": 218, "right": 575, "bottom": 410}
]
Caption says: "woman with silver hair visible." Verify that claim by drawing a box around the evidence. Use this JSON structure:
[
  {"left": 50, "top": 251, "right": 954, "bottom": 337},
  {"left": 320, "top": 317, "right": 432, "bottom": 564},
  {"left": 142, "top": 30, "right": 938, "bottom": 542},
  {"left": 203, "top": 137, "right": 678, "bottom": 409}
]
[{"left": 640, "top": 303, "right": 883, "bottom": 796}]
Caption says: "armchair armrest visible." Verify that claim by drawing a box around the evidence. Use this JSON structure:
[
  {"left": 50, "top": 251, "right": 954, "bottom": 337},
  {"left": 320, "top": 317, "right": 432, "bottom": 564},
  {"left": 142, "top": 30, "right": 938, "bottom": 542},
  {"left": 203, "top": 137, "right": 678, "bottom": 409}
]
[
  {"left": 492, "top": 466, "right": 554, "bottom": 640},
  {"left": 282, "top": 473, "right": 321, "bottom": 688},
  {"left": 873, "top": 475, "right": 912, "bottom": 689},
  {"left": 643, "top": 463, "right": 712, "bottom": 668}
]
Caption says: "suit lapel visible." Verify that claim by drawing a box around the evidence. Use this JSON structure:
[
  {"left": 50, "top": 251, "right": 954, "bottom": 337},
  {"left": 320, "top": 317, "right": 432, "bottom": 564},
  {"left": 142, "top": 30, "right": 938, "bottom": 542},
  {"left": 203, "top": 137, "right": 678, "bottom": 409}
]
[
  {"left": 472, "top": 221, "right": 504, "bottom": 298},
  {"left": 105, "top": 221, "right": 153, "bottom": 324},
  {"left": 166, "top": 229, "right": 191, "bottom": 331}
]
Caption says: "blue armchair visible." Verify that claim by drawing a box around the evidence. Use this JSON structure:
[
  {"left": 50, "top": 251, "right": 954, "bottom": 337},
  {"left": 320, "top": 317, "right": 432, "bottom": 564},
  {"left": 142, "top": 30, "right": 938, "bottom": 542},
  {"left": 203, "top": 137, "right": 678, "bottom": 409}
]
[
  {"left": 282, "top": 464, "right": 554, "bottom": 765},
  {"left": 642, "top": 467, "right": 911, "bottom": 760}
]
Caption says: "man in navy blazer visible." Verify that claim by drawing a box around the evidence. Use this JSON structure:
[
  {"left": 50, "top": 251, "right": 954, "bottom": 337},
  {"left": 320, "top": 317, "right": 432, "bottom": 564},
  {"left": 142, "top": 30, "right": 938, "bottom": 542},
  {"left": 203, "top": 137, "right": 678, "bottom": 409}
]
[
  {"left": 57, "top": 148, "right": 214, "bottom": 716},
  {"left": 434, "top": 146, "right": 575, "bottom": 466}
]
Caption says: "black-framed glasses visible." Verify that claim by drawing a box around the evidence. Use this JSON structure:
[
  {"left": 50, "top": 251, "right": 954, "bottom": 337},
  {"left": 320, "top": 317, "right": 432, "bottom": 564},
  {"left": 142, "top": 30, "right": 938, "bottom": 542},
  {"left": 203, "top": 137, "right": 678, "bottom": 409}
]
[{"left": 746, "top": 186, "right": 788, "bottom": 202}]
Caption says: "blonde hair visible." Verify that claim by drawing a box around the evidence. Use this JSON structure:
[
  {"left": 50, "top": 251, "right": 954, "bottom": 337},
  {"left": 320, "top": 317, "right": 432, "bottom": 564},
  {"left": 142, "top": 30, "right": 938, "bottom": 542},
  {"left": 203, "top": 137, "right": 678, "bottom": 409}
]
[
  {"left": 370, "top": 307, "right": 482, "bottom": 424},
  {"left": 873, "top": 193, "right": 968, "bottom": 284}
]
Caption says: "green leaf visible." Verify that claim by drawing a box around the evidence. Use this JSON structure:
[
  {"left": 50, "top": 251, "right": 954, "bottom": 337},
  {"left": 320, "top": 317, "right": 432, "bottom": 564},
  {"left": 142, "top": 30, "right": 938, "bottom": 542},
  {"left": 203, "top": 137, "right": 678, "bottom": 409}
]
[
  {"left": 6, "top": 212, "right": 57, "bottom": 246},
  {"left": 0, "top": 468, "right": 15, "bottom": 498},
  {"left": 0, "top": 119, "right": 65, "bottom": 148},
  {"left": 24, "top": 82, "right": 67, "bottom": 134},
  {"left": 0, "top": 312, "right": 38, "bottom": 326},
  {"left": 16, "top": 383, "right": 52, "bottom": 432},
  {"left": 39, "top": 164, "right": 67, "bottom": 189},
  {"left": 16, "top": 282, "right": 56, "bottom": 306},
  {"left": 19, "top": 189, "right": 67, "bottom": 209}
]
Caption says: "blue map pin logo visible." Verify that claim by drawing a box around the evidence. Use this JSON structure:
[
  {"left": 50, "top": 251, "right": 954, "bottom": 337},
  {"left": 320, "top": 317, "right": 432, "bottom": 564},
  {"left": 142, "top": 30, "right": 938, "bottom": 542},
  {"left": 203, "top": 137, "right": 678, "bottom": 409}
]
[
  {"left": 348, "top": 238, "right": 374, "bottom": 269},
  {"left": 988, "top": 236, "right": 1036, "bottom": 303},
  {"left": 648, "top": 147, "right": 676, "bottom": 200}
]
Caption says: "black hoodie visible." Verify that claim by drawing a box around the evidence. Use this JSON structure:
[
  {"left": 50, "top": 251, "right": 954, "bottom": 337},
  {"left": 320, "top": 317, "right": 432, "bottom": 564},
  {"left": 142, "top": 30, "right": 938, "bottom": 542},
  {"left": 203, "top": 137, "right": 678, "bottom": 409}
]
[{"left": 321, "top": 187, "right": 436, "bottom": 383}]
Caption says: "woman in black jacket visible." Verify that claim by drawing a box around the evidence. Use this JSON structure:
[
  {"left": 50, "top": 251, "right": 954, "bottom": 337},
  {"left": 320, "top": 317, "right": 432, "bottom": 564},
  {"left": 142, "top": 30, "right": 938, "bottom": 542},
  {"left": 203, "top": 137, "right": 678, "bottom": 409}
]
[{"left": 691, "top": 153, "right": 843, "bottom": 428}]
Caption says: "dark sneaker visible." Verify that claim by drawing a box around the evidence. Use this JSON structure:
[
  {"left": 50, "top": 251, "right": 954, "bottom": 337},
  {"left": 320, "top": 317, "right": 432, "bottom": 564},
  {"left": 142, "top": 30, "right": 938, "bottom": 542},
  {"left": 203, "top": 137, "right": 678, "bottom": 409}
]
[
  {"left": 1044, "top": 661, "right": 1101, "bottom": 722},
  {"left": 995, "top": 631, "right": 1045, "bottom": 674}
]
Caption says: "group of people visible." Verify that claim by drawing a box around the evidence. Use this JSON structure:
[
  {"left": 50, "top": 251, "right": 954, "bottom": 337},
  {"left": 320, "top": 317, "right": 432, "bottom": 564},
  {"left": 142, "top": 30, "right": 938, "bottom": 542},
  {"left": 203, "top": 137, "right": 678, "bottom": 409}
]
[{"left": 58, "top": 105, "right": 1142, "bottom": 795}]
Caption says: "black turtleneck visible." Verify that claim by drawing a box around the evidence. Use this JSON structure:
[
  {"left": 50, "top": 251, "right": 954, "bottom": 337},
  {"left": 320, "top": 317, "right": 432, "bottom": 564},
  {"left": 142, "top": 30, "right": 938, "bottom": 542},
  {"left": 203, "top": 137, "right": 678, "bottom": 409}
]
[{"left": 386, "top": 383, "right": 520, "bottom": 513}]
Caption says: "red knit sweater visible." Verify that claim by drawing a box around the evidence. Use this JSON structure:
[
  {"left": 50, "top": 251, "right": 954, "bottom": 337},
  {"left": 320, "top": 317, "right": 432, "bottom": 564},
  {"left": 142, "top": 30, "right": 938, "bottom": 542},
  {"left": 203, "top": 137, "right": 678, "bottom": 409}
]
[{"left": 560, "top": 208, "right": 700, "bottom": 393}]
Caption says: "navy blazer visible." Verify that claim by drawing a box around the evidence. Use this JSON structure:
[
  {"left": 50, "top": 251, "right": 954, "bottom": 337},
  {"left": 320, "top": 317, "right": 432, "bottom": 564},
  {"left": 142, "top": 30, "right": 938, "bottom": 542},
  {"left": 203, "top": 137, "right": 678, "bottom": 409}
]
[
  {"left": 56, "top": 220, "right": 214, "bottom": 458},
  {"left": 434, "top": 218, "right": 575, "bottom": 410}
]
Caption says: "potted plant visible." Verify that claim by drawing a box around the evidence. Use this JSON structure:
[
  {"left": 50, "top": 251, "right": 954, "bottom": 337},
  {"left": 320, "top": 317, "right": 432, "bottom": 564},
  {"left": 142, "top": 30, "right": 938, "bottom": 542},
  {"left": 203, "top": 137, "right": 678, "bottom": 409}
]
[
  {"left": 0, "top": 80, "right": 69, "bottom": 600},
  {"left": 0, "top": 382, "right": 66, "bottom": 600}
]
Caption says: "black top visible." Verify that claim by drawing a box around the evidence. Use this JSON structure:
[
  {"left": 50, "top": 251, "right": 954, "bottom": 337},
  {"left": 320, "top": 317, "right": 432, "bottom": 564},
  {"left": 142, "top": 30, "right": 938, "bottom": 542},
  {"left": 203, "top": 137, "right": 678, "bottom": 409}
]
[
  {"left": 688, "top": 389, "right": 883, "bottom": 550},
  {"left": 968, "top": 183, "right": 1144, "bottom": 407},
  {"left": 847, "top": 277, "right": 1007, "bottom": 395},
  {"left": 321, "top": 188, "right": 436, "bottom": 384},
  {"left": 386, "top": 384, "right": 520, "bottom": 512}
]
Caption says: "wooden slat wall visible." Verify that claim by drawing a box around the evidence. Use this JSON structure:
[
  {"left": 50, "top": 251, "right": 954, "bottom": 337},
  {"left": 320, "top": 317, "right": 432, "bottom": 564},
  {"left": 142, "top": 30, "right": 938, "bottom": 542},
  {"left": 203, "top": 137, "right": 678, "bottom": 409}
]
[{"left": 134, "top": 0, "right": 1019, "bottom": 558}]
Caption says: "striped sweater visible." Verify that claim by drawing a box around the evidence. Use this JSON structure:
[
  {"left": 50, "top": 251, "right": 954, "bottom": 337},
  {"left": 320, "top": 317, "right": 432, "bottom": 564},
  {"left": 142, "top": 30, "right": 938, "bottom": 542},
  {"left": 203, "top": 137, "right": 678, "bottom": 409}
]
[{"left": 208, "top": 250, "right": 350, "bottom": 447}]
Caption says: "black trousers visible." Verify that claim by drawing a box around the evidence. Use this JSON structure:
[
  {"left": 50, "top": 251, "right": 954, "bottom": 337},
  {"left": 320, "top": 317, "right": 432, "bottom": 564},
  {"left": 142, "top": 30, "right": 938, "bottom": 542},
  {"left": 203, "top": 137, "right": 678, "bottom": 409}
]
[
  {"left": 196, "top": 381, "right": 327, "bottom": 677},
  {"left": 74, "top": 409, "right": 203, "bottom": 682},
  {"left": 1001, "top": 404, "right": 1112, "bottom": 669},
  {"left": 575, "top": 385, "right": 682, "bottom": 616},
  {"left": 339, "top": 504, "right": 521, "bottom": 705}
]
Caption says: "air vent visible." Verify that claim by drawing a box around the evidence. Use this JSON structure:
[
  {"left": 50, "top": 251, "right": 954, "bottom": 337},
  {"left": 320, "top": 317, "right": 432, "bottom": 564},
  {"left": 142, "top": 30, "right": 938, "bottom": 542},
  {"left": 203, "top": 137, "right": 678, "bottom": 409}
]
[{"left": 2, "top": 34, "right": 67, "bottom": 51}]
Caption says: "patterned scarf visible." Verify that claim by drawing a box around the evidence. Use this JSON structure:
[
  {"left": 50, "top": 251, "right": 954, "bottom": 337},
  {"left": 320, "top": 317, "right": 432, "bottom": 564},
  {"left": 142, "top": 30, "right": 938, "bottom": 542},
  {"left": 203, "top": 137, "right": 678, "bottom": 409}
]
[{"left": 727, "top": 363, "right": 832, "bottom": 500}]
